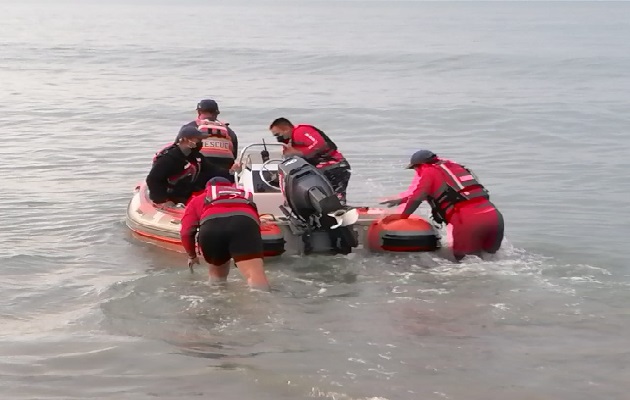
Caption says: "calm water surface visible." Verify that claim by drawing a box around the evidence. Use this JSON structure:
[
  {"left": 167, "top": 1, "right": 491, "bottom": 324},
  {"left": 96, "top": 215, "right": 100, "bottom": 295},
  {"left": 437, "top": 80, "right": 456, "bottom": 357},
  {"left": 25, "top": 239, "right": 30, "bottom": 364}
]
[{"left": 1, "top": 1, "right": 629, "bottom": 399}]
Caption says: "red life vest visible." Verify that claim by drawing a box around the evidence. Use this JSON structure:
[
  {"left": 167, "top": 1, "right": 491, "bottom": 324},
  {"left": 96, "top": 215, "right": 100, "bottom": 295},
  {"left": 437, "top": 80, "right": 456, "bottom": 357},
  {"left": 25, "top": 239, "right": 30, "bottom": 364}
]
[
  {"left": 200, "top": 183, "right": 258, "bottom": 223},
  {"left": 295, "top": 125, "right": 338, "bottom": 151},
  {"left": 429, "top": 160, "right": 490, "bottom": 222},
  {"left": 196, "top": 119, "right": 234, "bottom": 160},
  {"left": 291, "top": 124, "right": 345, "bottom": 167}
]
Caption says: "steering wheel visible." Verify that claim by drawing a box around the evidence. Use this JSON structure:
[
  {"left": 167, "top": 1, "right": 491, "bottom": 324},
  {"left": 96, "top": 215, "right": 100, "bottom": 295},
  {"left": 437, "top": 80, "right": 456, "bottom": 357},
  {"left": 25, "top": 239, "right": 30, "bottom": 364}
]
[{"left": 259, "top": 159, "right": 284, "bottom": 191}]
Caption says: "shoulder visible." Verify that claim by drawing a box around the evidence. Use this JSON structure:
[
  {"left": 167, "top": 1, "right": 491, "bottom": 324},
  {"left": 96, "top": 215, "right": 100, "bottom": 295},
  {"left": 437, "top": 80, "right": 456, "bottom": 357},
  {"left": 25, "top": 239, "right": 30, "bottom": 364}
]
[
  {"left": 185, "top": 194, "right": 204, "bottom": 213},
  {"left": 441, "top": 159, "right": 461, "bottom": 168},
  {"left": 215, "top": 119, "right": 231, "bottom": 129},
  {"left": 190, "top": 193, "right": 205, "bottom": 206},
  {"left": 157, "top": 147, "right": 188, "bottom": 166},
  {"left": 423, "top": 165, "right": 443, "bottom": 180},
  {"left": 164, "top": 145, "right": 185, "bottom": 159},
  {"left": 153, "top": 145, "right": 175, "bottom": 161},
  {"left": 293, "top": 124, "right": 317, "bottom": 136}
]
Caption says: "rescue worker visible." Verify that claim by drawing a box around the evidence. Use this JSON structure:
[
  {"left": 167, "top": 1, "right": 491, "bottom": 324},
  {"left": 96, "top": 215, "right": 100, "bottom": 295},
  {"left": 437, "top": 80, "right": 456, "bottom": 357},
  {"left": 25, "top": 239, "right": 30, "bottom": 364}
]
[
  {"left": 146, "top": 126, "right": 212, "bottom": 206},
  {"left": 380, "top": 150, "right": 504, "bottom": 261},
  {"left": 182, "top": 99, "right": 238, "bottom": 180},
  {"left": 195, "top": 119, "right": 236, "bottom": 182},
  {"left": 269, "top": 117, "right": 351, "bottom": 204},
  {"left": 180, "top": 177, "right": 270, "bottom": 291}
]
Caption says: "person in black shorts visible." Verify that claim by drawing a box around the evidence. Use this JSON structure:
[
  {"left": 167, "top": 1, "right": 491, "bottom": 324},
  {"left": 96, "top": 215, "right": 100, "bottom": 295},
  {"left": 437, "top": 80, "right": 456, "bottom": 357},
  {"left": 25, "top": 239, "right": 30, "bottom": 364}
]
[{"left": 180, "top": 177, "right": 270, "bottom": 290}]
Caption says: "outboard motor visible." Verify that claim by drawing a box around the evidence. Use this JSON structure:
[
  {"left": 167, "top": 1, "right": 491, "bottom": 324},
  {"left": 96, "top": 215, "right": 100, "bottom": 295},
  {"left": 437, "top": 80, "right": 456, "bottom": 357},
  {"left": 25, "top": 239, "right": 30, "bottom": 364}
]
[{"left": 277, "top": 156, "right": 359, "bottom": 255}]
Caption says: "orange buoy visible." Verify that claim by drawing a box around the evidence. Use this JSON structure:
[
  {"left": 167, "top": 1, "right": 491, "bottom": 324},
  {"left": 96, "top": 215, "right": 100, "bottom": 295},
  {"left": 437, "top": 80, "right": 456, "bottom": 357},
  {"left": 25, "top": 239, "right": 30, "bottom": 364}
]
[
  {"left": 260, "top": 221, "right": 285, "bottom": 257},
  {"left": 367, "top": 215, "right": 439, "bottom": 253}
]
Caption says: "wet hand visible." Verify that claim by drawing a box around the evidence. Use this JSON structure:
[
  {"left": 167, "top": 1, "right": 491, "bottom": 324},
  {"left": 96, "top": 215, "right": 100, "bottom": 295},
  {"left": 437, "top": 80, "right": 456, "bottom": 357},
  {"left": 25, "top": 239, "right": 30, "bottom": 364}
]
[
  {"left": 379, "top": 198, "right": 404, "bottom": 208},
  {"left": 187, "top": 256, "right": 200, "bottom": 273},
  {"left": 259, "top": 215, "right": 274, "bottom": 226},
  {"left": 381, "top": 214, "right": 405, "bottom": 223},
  {"left": 229, "top": 162, "right": 242, "bottom": 173}
]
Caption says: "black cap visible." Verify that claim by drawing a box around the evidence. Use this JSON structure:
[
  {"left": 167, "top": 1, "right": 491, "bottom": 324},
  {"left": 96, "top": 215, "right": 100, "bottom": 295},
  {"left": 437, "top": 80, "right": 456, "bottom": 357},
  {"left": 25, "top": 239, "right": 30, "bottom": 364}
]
[
  {"left": 196, "top": 99, "right": 219, "bottom": 113},
  {"left": 176, "top": 125, "right": 210, "bottom": 142},
  {"left": 405, "top": 150, "right": 437, "bottom": 169}
]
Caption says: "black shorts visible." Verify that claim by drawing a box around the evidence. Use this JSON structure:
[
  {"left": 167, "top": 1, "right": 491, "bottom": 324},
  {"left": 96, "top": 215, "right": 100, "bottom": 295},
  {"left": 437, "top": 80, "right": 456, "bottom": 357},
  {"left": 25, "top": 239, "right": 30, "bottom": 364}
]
[{"left": 198, "top": 215, "right": 263, "bottom": 265}]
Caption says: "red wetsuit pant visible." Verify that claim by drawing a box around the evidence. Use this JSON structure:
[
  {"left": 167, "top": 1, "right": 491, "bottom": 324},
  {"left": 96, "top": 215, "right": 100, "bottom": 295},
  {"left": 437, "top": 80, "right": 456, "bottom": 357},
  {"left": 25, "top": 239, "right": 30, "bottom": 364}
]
[{"left": 447, "top": 201, "right": 504, "bottom": 260}]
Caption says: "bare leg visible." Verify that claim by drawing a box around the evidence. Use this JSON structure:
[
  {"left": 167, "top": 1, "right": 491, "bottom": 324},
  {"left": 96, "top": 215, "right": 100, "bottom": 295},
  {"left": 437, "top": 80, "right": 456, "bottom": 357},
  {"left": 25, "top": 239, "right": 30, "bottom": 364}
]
[
  {"left": 208, "top": 261, "right": 231, "bottom": 285},
  {"left": 235, "top": 258, "right": 270, "bottom": 291}
]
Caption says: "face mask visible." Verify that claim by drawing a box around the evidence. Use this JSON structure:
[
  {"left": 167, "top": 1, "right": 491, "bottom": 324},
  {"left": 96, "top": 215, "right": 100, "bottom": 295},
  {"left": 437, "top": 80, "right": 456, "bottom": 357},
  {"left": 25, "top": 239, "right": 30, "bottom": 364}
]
[
  {"left": 180, "top": 146, "right": 192, "bottom": 156},
  {"left": 178, "top": 139, "right": 198, "bottom": 155},
  {"left": 275, "top": 135, "right": 289, "bottom": 144},
  {"left": 192, "top": 141, "right": 203, "bottom": 153}
]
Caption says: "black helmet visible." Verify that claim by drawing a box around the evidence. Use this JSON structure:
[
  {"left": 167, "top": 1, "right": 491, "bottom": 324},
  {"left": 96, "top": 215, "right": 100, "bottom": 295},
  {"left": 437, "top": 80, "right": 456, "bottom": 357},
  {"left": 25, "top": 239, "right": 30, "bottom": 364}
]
[{"left": 405, "top": 150, "right": 437, "bottom": 169}]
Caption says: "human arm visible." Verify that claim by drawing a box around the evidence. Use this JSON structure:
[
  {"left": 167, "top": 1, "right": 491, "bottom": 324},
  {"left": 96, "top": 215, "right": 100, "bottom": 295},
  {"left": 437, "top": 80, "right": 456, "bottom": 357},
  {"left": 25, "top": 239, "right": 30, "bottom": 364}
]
[
  {"left": 146, "top": 156, "right": 179, "bottom": 204},
  {"left": 379, "top": 197, "right": 408, "bottom": 207},
  {"left": 379, "top": 172, "right": 423, "bottom": 208},
  {"left": 284, "top": 126, "right": 328, "bottom": 159},
  {"left": 399, "top": 174, "right": 433, "bottom": 218},
  {"left": 179, "top": 197, "right": 201, "bottom": 258}
]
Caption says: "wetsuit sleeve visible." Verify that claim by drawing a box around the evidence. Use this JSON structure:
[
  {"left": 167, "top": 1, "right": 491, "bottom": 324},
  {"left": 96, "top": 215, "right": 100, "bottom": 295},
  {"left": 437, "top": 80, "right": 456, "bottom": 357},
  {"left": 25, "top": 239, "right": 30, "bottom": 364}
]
[
  {"left": 292, "top": 126, "right": 327, "bottom": 159},
  {"left": 397, "top": 171, "right": 422, "bottom": 199},
  {"left": 180, "top": 197, "right": 201, "bottom": 257},
  {"left": 227, "top": 127, "right": 238, "bottom": 158},
  {"left": 401, "top": 174, "right": 433, "bottom": 217},
  {"left": 146, "top": 156, "right": 178, "bottom": 203}
]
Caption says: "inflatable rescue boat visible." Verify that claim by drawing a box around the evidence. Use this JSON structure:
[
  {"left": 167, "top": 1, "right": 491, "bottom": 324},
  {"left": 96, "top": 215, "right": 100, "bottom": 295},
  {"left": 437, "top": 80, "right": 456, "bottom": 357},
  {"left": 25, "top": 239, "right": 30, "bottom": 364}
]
[{"left": 126, "top": 141, "right": 441, "bottom": 257}]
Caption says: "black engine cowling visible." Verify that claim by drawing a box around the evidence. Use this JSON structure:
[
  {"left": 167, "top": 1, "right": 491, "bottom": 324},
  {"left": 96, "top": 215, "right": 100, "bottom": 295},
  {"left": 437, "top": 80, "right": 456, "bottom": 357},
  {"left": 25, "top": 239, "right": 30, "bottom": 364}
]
[
  {"left": 277, "top": 156, "right": 359, "bottom": 254},
  {"left": 278, "top": 157, "right": 340, "bottom": 221}
]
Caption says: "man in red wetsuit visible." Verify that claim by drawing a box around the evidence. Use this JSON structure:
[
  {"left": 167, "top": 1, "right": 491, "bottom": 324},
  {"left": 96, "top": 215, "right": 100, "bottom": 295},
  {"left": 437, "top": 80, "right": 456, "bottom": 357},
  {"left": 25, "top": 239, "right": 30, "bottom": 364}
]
[
  {"left": 180, "top": 177, "right": 270, "bottom": 290},
  {"left": 380, "top": 150, "right": 504, "bottom": 261},
  {"left": 269, "top": 117, "right": 351, "bottom": 204}
]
